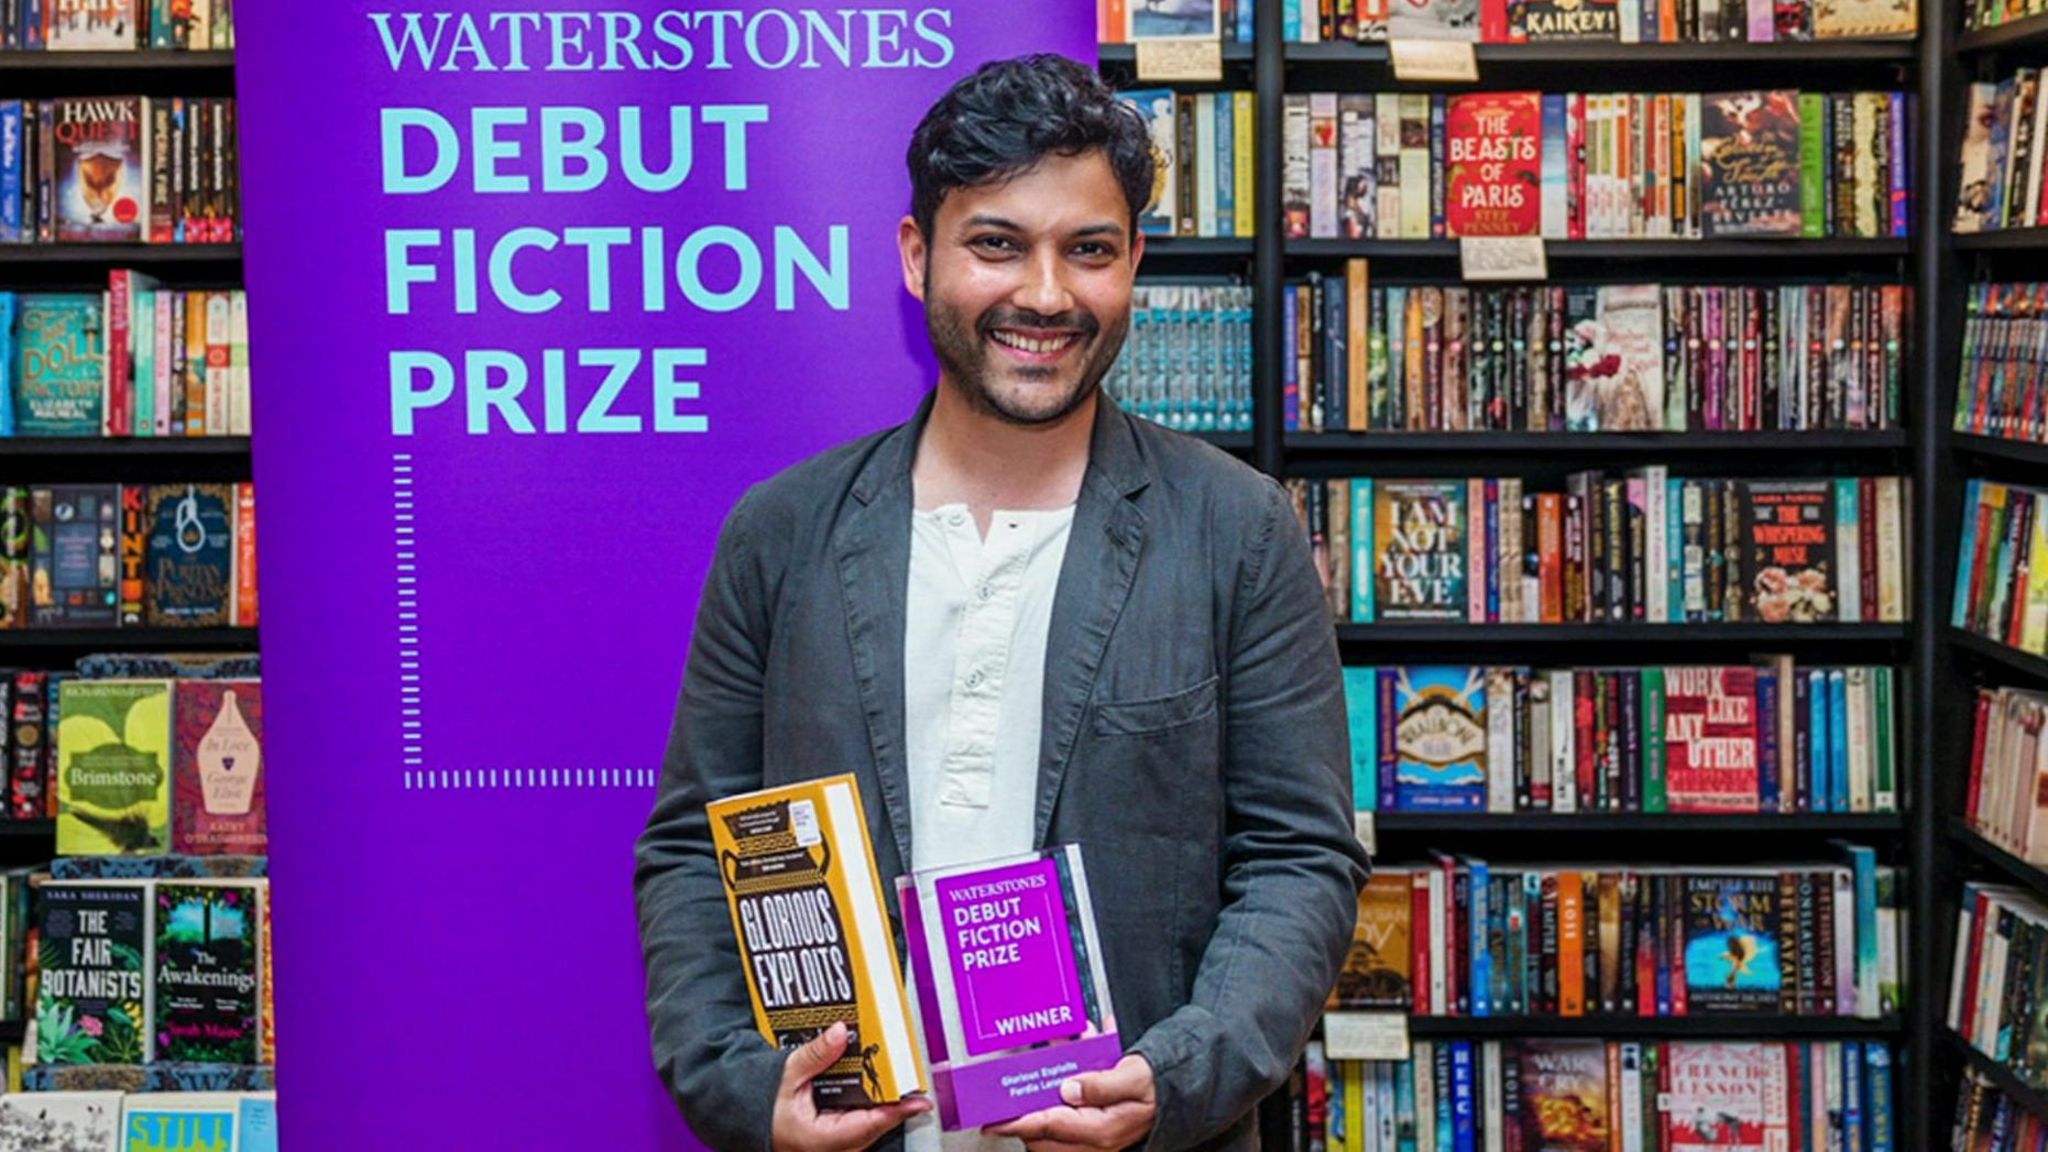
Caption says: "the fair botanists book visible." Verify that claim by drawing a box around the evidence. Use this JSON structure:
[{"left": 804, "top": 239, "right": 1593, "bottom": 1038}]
[
  {"left": 707, "top": 774, "right": 922, "bottom": 1107},
  {"left": 897, "top": 845, "right": 1122, "bottom": 1130}
]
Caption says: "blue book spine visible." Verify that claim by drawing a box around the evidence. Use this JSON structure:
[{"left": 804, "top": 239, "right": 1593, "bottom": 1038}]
[
  {"left": 0, "top": 292, "right": 13, "bottom": 438},
  {"left": 1467, "top": 859, "right": 1491, "bottom": 1017},
  {"left": 1449, "top": 1042, "right": 1476, "bottom": 1152},
  {"left": 1216, "top": 97, "right": 1235, "bottom": 238},
  {"left": 1953, "top": 478, "right": 1982, "bottom": 629},
  {"left": 1758, "top": 668, "right": 1781, "bottom": 812},
  {"left": 1395, "top": 1058, "right": 1417, "bottom": 1152},
  {"left": 1352, "top": 478, "right": 1375, "bottom": 622},
  {"left": 1238, "top": 0, "right": 1255, "bottom": 42},
  {"left": 1284, "top": 287, "right": 1300, "bottom": 430},
  {"left": 1865, "top": 1043, "right": 1893, "bottom": 1152},
  {"left": 1485, "top": 480, "right": 1500, "bottom": 623},
  {"left": 1521, "top": 872, "right": 1541, "bottom": 1012},
  {"left": 1667, "top": 477, "right": 1684, "bottom": 621},
  {"left": 1283, "top": 0, "right": 1300, "bottom": 41},
  {"left": 1434, "top": 1042, "right": 1454, "bottom": 1152},
  {"left": 1541, "top": 96, "right": 1568, "bottom": 240},
  {"left": 0, "top": 102, "right": 19, "bottom": 244},
  {"left": 1430, "top": 96, "right": 1447, "bottom": 239},
  {"left": 21, "top": 0, "right": 40, "bottom": 49},
  {"left": 1829, "top": 669, "right": 1850, "bottom": 813},
  {"left": 1378, "top": 668, "right": 1400, "bottom": 809},
  {"left": 1840, "top": 840, "right": 1877, "bottom": 1015},
  {"left": 1344, "top": 666, "right": 1377, "bottom": 812},
  {"left": 1841, "top": 1041, "right": 1865, "bottom": 1152},
  {"left": 1326, "top": 277, "right": 1348, "bottom": 431},
  {"left": 1809, "top": 670, "right": 1831, "bottom": 813}
]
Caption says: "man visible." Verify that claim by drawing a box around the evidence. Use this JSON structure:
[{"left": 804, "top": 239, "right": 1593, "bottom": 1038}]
[{"left": 636, "top": 54, "right": 1369, "bottom": 1152}]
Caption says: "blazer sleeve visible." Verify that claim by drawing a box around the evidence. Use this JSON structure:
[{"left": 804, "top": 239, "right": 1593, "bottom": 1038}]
[
  {"left": 1128, "top": 480, "right": 1373, "bottom": 1151},
  {"left": 635, "top": 490, "right": 788, "bottom": 1152}
]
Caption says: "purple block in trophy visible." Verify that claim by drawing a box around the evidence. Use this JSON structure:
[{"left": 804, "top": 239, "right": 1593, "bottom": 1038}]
[{"left": 896, "top": 845, "right": 1122, "bottom": 1130}]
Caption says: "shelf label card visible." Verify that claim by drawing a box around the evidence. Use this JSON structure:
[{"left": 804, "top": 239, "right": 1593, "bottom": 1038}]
[
  {"left": 1354, "top": 811, "right": 1376, "bottom": 857},
  {"left": 1460, "top": 236, "right": 1549, "bottom": 281},
  {"left": 1389, "top": 39, "right": 1479, "bottom": 82},
  {"left": 1324, "top": 1012, "right": 1411, "bottom": 1061},
  {"left": 1136, "top": 39, "right": 1225, "bottom": 82}
]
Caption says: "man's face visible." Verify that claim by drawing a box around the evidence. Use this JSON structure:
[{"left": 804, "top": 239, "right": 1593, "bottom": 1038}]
[{"left": 899, "top": 151, "right": 1144, "bottom": 426}]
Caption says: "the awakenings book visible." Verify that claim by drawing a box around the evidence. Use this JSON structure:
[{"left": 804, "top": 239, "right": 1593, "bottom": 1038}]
[
  {"left": 897, "top": 845, "right": 1121, "bottom": 1130},
  {"left": 707, "top": 774, "right": 921, "bottom": 1108}
]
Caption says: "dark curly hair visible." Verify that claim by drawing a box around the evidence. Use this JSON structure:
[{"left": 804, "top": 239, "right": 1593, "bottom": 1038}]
[{"left": 905, "top": 53, "right": 1155, "bottom": 239}]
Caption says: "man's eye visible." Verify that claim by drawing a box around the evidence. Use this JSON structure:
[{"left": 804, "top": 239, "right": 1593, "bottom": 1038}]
[
  {"left": 1075, "top": 242, "right": 1114, "bottom": 257},
  {"left": 973, "top": 236, "right": 1017, "bottom": 252}
]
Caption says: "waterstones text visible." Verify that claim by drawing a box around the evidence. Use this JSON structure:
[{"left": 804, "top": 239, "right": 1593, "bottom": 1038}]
[{"left": 366, "top": 10, "right": 948, "bottom": 437}]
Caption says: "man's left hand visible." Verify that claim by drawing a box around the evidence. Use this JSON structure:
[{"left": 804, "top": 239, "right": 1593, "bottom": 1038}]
[{"left": 983, "top": 1054, "right": 1156, "bottom": 1152}]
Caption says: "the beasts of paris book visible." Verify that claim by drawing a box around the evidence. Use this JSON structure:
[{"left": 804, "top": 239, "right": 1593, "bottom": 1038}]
[
  {"left": 706, "top": 773, "right": 921, "bottom": 1108},
  {"left": 897, "top": 844, "right": 1121, "bottom": 1130}
]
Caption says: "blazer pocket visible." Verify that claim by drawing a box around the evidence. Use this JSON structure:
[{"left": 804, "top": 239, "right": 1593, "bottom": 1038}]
[{"left": 1092, "top": 675, "right": 1221, "bottom": 737}]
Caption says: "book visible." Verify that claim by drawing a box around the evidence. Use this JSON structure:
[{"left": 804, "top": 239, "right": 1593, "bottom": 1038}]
[
  {"left": 1515, "top": 1040, "right": 1611, "bottom": 1151},
  {"left": 50, "top": 98, "right": 147, "bottom": 244},
  {"left": 170, "top": 679, "right": 263, "bottom": 855},
  {"left": 44, "top": 0, "right": 140, "bottom": 51},
  {"left": 14, "top": 295, "right": 104, "bottom": 436},
  {"left": 1446, "top": 93, "right": 1542, "bottom": 237},
  {"left": 706, "top": 774, "right": 920, "bottom": 1107},
  {"left": 1119, "top": 89, "right": 1180, "bottom": 238},
  {"left": 1699, "top": 91, "right": 1803, "bottom": 237},
  {"left": 151, "top": 880, "right": 261, "bottom": 1063},
  {"left": 1660, "top": 1042, "right": 1789, "bottom": 1151},
  {"left": 116, "top": 1094, "right": 238, "bottom": 1152},
  {"left": 33, "top": 882, "right": 151, "bottom": 1066},
  {"left": 0, "top": 1090, "right": 123, "bottom": 1151},
  {"left": 56, "top": 679, "right": 172, "bottom": 855},
  {"left": 1681, "top": 874, "right": 1784, "bottom": 1012},
  {"left": 143, "top": 484, "right": 233, "bottom": 628},
  {"left": 1374, "top": 481, "right": 1468, "bottom": 621},
  {"left": 1127, "top": 0, "right": 1220, "bottom": 38},
  {"left": 1331, "top": 869, "right": 1415, "bottom": 1008},
  {"left": 1741, "top": 481, "right": 1838, "bottom": 623},
  {"left": 1388, "top": 667, "right": 1488, "bottom": 811},
  {"left": 1664, "top": 666, "right": 1761, "bottom": 812},
  {"left": 237, "top": 1094, "right": 277, "bottom": 1152},
  {"left": 897, "top": 845, "right": 1121, "bottom": 1128}
]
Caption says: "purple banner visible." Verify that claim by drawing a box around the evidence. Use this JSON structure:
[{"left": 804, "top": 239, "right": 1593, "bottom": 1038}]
[
  {"left": 934, "top": 858, "right": 1089, "bottom": 1057},
  {"left": 235, "top": 5, "right": 1093, "bottom": 1147}
]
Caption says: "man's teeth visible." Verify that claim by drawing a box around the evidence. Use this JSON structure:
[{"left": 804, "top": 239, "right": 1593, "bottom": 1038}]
[{"left": 991, "top": 330, "right": 1078, "bottom": 354}]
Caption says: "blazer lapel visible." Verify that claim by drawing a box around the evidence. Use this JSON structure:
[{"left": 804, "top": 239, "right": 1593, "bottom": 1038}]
[
  {"left": 1034, "top": 403, "right": 1151, "bottom": 847},
  {"left": 833, "top": 404, "right": 927, "bottom": 876}
]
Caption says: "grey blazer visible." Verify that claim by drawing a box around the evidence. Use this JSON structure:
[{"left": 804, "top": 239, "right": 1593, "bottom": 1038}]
[{"left": 635, "top": 393, "right": 1371, "bottom": 1152}]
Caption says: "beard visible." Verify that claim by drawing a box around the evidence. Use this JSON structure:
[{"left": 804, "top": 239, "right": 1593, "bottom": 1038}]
[{"left": 924, "top": 271, "right": 1130, "bottom": 428}]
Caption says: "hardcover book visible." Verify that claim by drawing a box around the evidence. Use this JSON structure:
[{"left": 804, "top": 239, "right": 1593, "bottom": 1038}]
[
  {"left": 1119, "top": 90, "right": 1179, "bottom": 238},
  {"left": 32, "top": 485, "right": 119, "bottom": 628},
  {"left": 14, "top": 295, "right": 105, "bottom": 437},
  {"left": 152, "top": 880, "right": 261, "bottom": 1064},
  {"left": 707, "top": 774, "right": 921, "bottom": 1107},
  {"left": 1127, "top": 0, "right": 1219, "bottom": 38},
  {"left": 143, "top": 484, "right": 234, "bottom": 628},
  {"left": 45, "top": 0, "right": 140, "bottom": 51},
  {"left": 56, "top": 679, "right": 173, "bottom": 856},
  {"left": 1661, "top": 1042, "right": 1790, "bottom": 1151},
  {"left": 1388, "top": 667, "right": 1488, "bottom": 811},
  {"left": 33, "top": 883, "right": 151, "bottom": 1067},
  {"left": 1664, "top": 666, "right": 1760, "bottom": 812},
  {"left": 1386, "top": 0, "right": 1481, "bottom": 39},
  {"left": 898, "top": 844, "right": 1120, "bottom": 1129},
  {"left": 117, "top": 1094, "right": 238, "bottom": 1152},
  {"left": 1510, "top": 0, "right": 1621, "bottom": 37},
  {"left": 171, "top": 679, "right": 264, "bottom": 856},
  {"left": 1741, "top": 481, "right": 1837, "bottom": 623},
  {"left": 1330, "top": 869, "right": 1413, "bottom": 1009},
  {"left": 1514, "top": 1040, "right": 1610, "bottom": 1152},
  {"left": 1373, "top": 480, "right": 1467, "bottom": 621},
  {"left": 1699, "top": 92, "right": 1803, "bottom": 238},
  {"left": 51, "top": 98, "right": 148, "bottom": 244},
  {"left": 1445, "top": 93, "right": 1541, "bottom": 238},
  {"left": 0, "top": 1090, "right": 123, "bottom": 1151},
  {"left": 1681, "top": 875, "right": 1784, "bottom": 1013}
]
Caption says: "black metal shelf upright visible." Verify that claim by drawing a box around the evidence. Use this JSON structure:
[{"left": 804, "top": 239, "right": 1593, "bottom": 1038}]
[
  {"left": 1102, "top": 17, "right": 1935, "bottom": 1148},
  {"left": 0, "top": 51, "right": 253, "bottom": 871}
]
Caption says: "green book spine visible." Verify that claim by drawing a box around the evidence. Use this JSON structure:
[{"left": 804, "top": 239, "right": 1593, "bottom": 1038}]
[
  {"left": 1872, "top": 667, "right": 1895, "bottom": 813},
  {"left": 1642, "top": 667, "right": 1668, "bottom": 813},
  {"left": 1799, "top": 93, "right": 1826, "bottom": 239},
  {"left": 1351, "top": 477, "right": 1375, "bottom": 623}
]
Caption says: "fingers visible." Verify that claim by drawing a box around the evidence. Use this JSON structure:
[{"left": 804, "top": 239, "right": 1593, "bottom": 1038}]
[
  {"left": 781, "top": 1021, "right": 851, "bottom": 1092},
  {"left": 810, "top": 1097, "right": 931, "bottom": 1152},
  {"left": 985, "top": 1101, "right": 1151, "bottom": 1149},
  {"left": 1059, "top": 1055, "right": 1154, "bottom": 1108}
]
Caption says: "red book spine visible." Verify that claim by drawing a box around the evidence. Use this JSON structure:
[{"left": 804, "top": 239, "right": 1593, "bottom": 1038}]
[
  {"left": 107, "top": 270, "right": 132, "bottom": 437},
  {"left": 1413, "top": 871, "right": 1433, "bottom": 1015},
  {"left": 1966, "top": 689, "right": 1993, "bottom": 829}
]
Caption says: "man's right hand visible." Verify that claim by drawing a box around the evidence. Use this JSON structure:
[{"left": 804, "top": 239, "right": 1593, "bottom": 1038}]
[{"left": 772, "top": 1022, "right": 931, "bottom": 1152}]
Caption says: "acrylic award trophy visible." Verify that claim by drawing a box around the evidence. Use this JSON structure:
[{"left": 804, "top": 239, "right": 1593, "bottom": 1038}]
[{"left": 896, "top": 844, "right": 1121, "bottom": 1129}]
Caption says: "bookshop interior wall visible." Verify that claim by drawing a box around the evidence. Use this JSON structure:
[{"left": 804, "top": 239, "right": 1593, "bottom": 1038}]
[{"left": 16, "top": 0, "right": 2048, "bottom": 1146}]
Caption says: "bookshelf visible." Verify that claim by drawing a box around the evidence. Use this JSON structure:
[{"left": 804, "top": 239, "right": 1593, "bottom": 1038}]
[{"left": 1102, "top": 1, "right": 1936, "bottom": 1142}]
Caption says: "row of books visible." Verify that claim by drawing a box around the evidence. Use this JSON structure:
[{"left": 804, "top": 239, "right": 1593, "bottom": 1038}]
[
  {"left": 54, "top": 677, "right": 264, "bottom": 858},
  {"left": 1963, "top": 0, "right": 2048, "bottom": 37},
  {"left": 1283, "top": 272, "right": 1907, "bottom": 434},
  {"left": 28, "top": 877, "right": 270, "bottom": 1068},
  {"left": 1281, "top": 90, "right": 1911, "bottom": 241},
  {"left": 1956, "top": 73, "right": 2048, "bottom": 237},
  {"left": 1287, "top": 474, "right": 1912, "bottom": 625},
  {"left": 1953, "top": 479, "right": 2048, "bottom": 656},
  {"left": 1331, "top": 850, "right": 1899, "bottom": 1018},
  {"left": 0, "top": 484, "right": 257, "bottom": 631},
  {"left": 1117, "top": 90, "right": 1257, "bottom": 239},
  {"left": 4, "top": 284, "right": 252, "bottom": 438},
  {"left": 0, "top": 1092, "right": 273, "bottom": 1152},
  {"left": 1104, "top": 284, "right": 1254, "bottom": 433},
  {"left": 1099, "top": 0, "right": 1917, "bottom": 43},
  {"left": 1292, "top": 1040, "right": 1895, "bottom": 1152},
  {"left": 1343, "top": 663, "right": 1900, "bottom": 815},
  {"left": 1964, "top": 685, "right": 2048, "bottom": 867},
  {"left": 1949, "top": 885, "right": 2048, "bottom": 1090},
  {"left": 1954, "top": 1071, "right": 2048, "bottom": 1152},
  {"left": 0, "top": 97, "right": 239, "bottom": 246},
  {"left": 0, "top": 0, "right": 233, "bottom": 50},
  {"left": 1955, "top": 283, "right": 2048, "bottom": 443}
]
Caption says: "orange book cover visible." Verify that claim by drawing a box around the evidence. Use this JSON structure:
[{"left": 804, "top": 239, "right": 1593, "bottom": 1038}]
[
  {"left": 1558, "top": 870, "right": 1585, "bottom": 1016},
  {"left": 707, "top": 774, "right": 922, "bottom": 1106},
  {"left": 260, "top": 879, "right": 275, "bottom": 1065},
  {"left": 184, "top": 290, "right": 208, "bottom": 436}
]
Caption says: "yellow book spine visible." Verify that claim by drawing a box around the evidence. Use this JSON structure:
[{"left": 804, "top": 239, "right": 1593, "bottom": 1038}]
[
  {"left": 1346, "top": 258, "right": 1368, "bottom": 431},
  {"left": 1234, "top": 93, "right": 1255, "bottom": 238}
]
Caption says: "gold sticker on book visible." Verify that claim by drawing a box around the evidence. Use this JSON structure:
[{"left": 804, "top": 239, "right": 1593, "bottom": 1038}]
[{"left": 1135, "top": 39, "right": 1224, "bottom": 82}]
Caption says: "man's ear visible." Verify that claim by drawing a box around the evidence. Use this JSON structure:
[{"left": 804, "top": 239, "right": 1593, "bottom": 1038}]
[
  {"left": 1130, "top": 228, "right": 1145, "bottom": 272},
  {"left": 898, "top": 216, "right": 928, "bottom": 303}
]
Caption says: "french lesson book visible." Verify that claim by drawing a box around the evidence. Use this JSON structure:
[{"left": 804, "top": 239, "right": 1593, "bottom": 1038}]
[
  {"left": 706, "top": 774, "right": 921, "bottom": 1108},
  {"left": 898, "top": 845, "right": 1122, "bottom": 1130}
]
